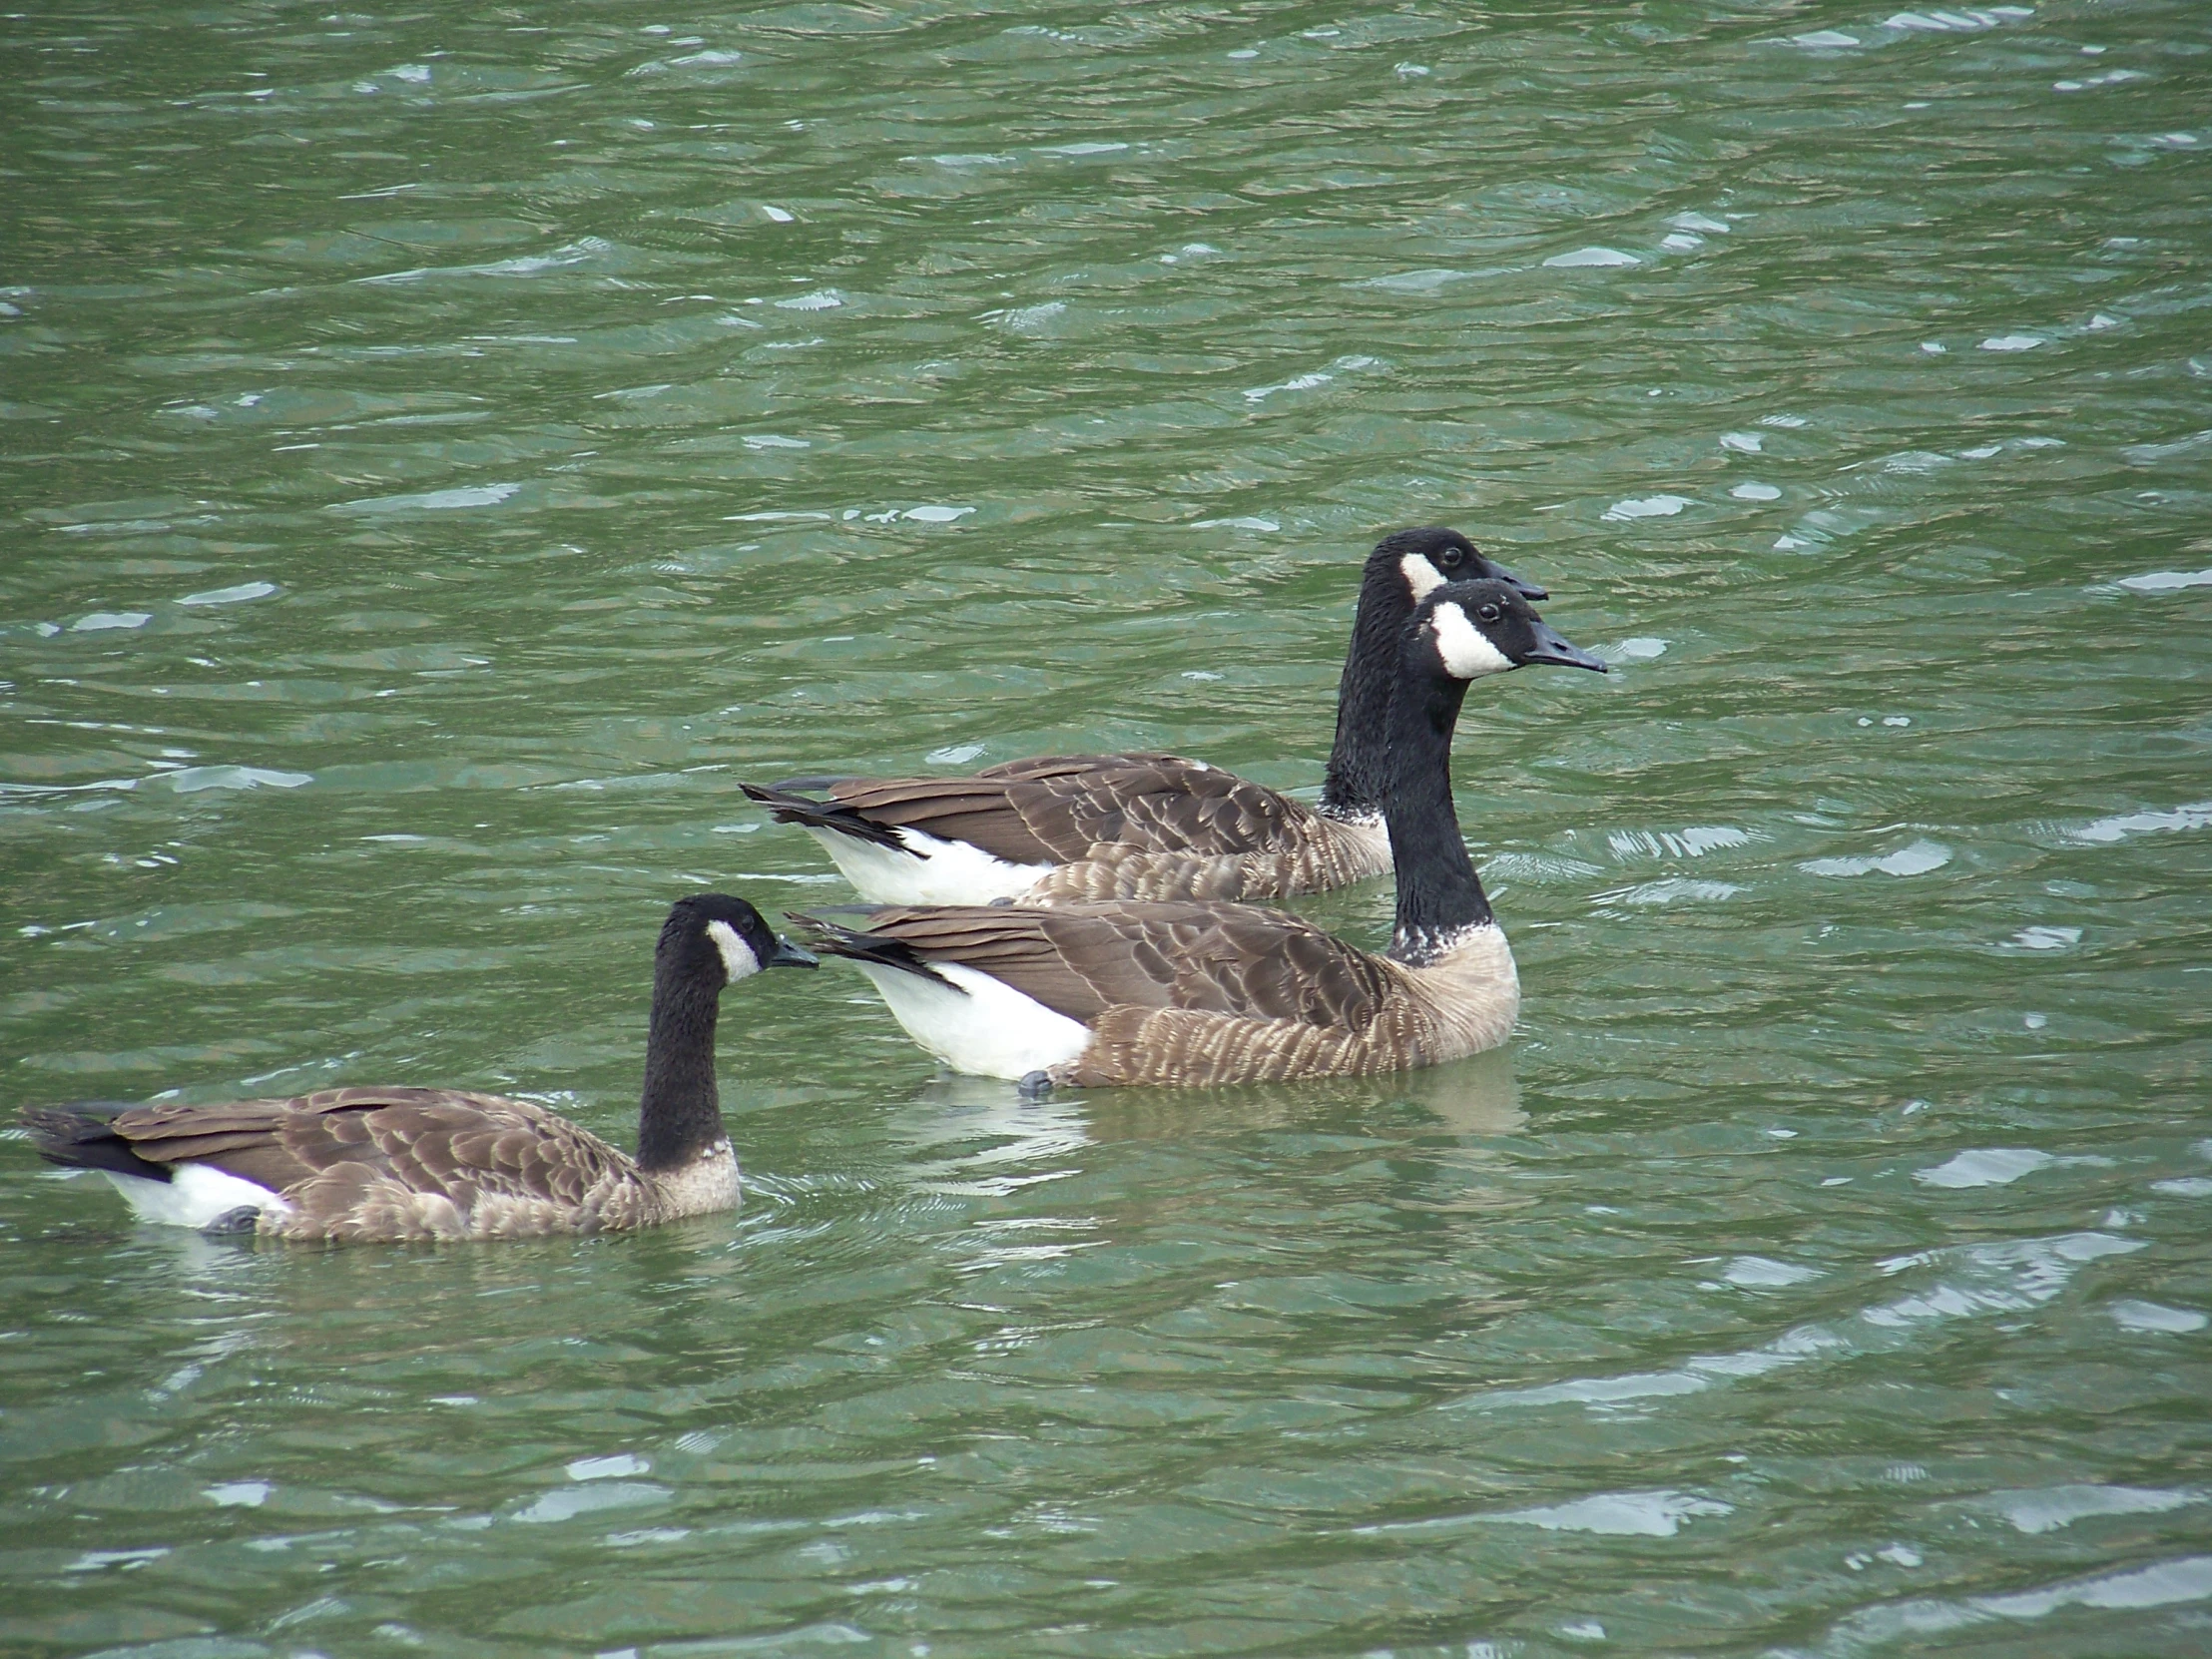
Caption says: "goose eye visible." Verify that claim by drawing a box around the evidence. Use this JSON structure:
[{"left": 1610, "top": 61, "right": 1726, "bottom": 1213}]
[
  {"left": 1440, "top": 547, "right": 1463, "bottom": 567},
  {"left": 1476, "top": 602, "right": 1502, "bottom": 623}
]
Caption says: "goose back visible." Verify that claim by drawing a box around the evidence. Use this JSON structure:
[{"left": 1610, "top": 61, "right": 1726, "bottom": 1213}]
[
  {"left": 798, "top": 579, "right": 1602, "bottom": 1087},
  {"left": 745, "top": 530, "right": 1537, "bottom": 904},
  {"left": 19, "top": 893, "right": 812, "bottom": 1241},
  {"left": 803, "top": 902, "right": 1517, "bottom": 1086}
]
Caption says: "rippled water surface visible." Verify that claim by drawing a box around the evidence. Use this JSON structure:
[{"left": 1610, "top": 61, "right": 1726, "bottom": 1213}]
[{"left": 5, "top": 2, "right": 2211, "bottom": 1654}]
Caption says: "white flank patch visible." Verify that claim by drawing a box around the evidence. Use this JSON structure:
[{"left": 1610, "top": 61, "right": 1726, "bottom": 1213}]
[
  {"left": 853, "top": 960, "right": 1092, "bottom": 1080},
  {"left": 1428, "top": 602, "right": 1515, "bottom": 679},
  {"left": 1398, "top": 552, "right": 1446, "bottom": 601},
  {"left": 105, "top": 1165, "right": 287, "bottom": 1230},
  {"left": 706, "top": 919, "right": 761, "bottom": 981},
  {"left": 805, "top": 824, "right": 1050, "bottom": 905}
]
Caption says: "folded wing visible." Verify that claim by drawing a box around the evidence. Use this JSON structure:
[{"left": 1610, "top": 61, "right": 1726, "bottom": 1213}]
[
  {"left": 847, "top": 902, "right": 1397, "bottom": 1031},
  {"left": 779, "top": 756, "right": 1329, "bottom": 866},
  {"left": 98, "top": 1087, "right": 626, "bottom": 1214}
]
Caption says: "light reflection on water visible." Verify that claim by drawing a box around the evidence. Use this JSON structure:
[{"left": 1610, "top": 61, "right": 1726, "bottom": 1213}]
[{"left": 4, "top": 0, "right": 2210, "bottom": 1654}]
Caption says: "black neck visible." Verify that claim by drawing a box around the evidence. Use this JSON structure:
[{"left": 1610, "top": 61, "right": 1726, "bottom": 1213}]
[
  {"left": 1319, "top": 555, "right": 1421, "bottom": 822},
  {"left": 1383, "top": 650, "right": 1494, "bottom": 964},
  {"left": 634, "top": 961, "right": 725, "bottom": 1172}
]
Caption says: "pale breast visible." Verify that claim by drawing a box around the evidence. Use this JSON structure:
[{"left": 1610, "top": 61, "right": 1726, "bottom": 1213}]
[
  {"left": 1401, "top": 924, "right": 1521, "bottom": 1063},
  {"left": 641, "top": 1140, "right": 742, "bottom": 1221}
]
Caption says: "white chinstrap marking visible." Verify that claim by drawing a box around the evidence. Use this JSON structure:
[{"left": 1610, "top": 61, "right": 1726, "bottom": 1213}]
[
  {"left": 705, "top": 919, "right": 761, "bottom": 981},
  {"left": 1428, "top": 602, "right": 1515, "bottom": 679},
  {"left": 1399, "top": 552, "right": 1447, "bottom": 601},
  {"left": 104, "top": 1164, "right": 289, "bottom": 1230},
  {"left": 851, "top": 959, "right": 1093, "bottom": 1079},
  {"left": 803, "top": 823, "right": 1052, "bottom": 905}
]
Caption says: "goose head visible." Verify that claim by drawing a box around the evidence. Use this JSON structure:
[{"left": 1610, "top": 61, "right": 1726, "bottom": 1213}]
[
  {"left": 1412, "top": 579, "right": 1609, "bottom": 681},
  {"left": 662, "top": 893, "right": 820, "bottom": 985},
  {"left": 1376, "top": 527, "right": 1549, "bottom": 605}
]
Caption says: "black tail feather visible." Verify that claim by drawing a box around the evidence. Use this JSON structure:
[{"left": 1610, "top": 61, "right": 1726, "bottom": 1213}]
[
  {"left": 739, "top": 783, "right": 916, "bottom": 855},
  {"left": 788, "top": 912, "right": 965, "bottom": 991},
  {"left": 18, "top": 1102, "right": 173, "bottom": 1181}
]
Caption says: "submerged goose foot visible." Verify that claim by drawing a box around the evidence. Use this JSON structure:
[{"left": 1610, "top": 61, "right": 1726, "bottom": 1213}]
[
  {"left": 203, "top": 1205, "right": 263, "bottom": 1237},
  {"left": 1017, "top": 1070, "right": 1055, "bottom": 1100}
]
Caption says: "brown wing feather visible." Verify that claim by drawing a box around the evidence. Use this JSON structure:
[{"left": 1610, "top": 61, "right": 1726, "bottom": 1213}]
[
  {"left": 971, "top": 752, "right": 1199, "bottom": 782},
  {"left": 1022, "top": 766, "right": 1327, "bottom": 859},
  {"left": 109, "top": 1086, "right": 627, "bottom": 1214},
  {"left": 856, "top": 902, "right": 1395, "bottom": 1031},
  {"left": 825, "top": 759, "right": 1328, "bottom": 867},
  {"left": 822, "top": 777, "right": 1070, "bottom": 862}
]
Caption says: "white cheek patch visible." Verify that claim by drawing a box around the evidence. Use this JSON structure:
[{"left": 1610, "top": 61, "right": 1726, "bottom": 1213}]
[
  {"left": 1399, "top": 553, "right": 1447, "bottom": 602},
  {"left": 706, "top": 918, "right": 762, "bottom": 982},
  {"left": 1428, "top": 602, "right": 1516, "bottom": 679}
]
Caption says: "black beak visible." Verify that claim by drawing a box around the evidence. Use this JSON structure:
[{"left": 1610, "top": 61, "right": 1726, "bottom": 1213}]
[
  {"left": 1504, "top": 570, "right": 1550, "bottom": 603},
  {"left": 1519, "top": 620, "right": 1609, "bottom": 674},
  {"left": 1478, "top": 558, "right": 1549, "bottom": 603},
  {"left": 765, "top": 935, "right": 820, "bottom": 969}
]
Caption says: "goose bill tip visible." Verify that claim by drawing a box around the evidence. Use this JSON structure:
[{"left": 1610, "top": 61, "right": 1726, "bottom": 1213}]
[{"left": 1524, "top": 629, "right": 1609, "bottom": 673}]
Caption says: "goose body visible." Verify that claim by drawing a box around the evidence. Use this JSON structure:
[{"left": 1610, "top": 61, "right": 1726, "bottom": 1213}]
[
  {"left": 19, "top": 895, "right": 817, "bottom": 1242},
  {"left": 799, "top": 580, "right": 1607, "bottom": 1088},
  {"left": 801, "top": 898, "right": 1522, "bottom": 1088},
  {"left": 745, "top": 529, "right": 1543, "bottom": 905}
]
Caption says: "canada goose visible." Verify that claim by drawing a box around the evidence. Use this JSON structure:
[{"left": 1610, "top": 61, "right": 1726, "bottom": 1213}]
[
  {"left": 18, "top": 895, "right": 818, "bottom": 1242},
  {"left": 796, "top": 579, "right": 1606, "bottom": 1088},
  {"left": 742, "top": 528, "right": 1545, "bottom": 904}
]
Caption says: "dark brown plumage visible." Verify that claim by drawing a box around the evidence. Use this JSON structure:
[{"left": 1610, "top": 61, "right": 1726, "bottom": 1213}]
[
  {"left": 24, "top": 1088, "right": 663, "bottom": 1242},
  {"left": 18, "top": 894, "right": 816, "bottom": 1242},
  {"left": 797, "top": 901, "right": 1458, "bottom": 1087},
  {"left": 744, "top": 530, "right": 1544, "bottom": 904},
  {"left": 747, "top": 752, "right": 1385, "bottom": 902},
  {"left": 800, "top": 580, "right": 1610, "bottom": 1088}
]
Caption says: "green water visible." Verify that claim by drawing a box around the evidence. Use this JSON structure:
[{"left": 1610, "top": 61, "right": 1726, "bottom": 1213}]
[{"left": 4, "top": 1, "right": 2210, "bottom": 1653}]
